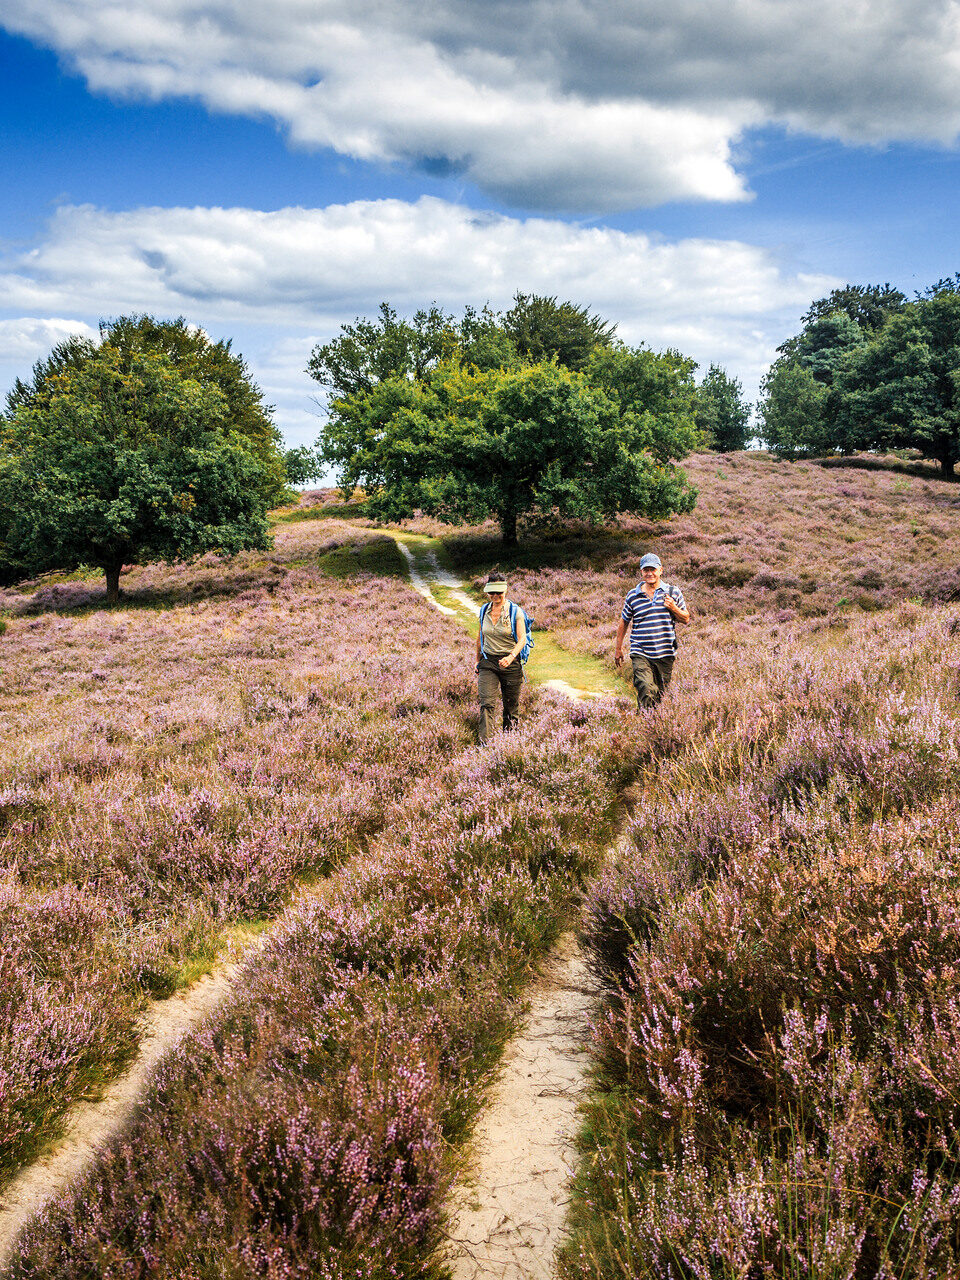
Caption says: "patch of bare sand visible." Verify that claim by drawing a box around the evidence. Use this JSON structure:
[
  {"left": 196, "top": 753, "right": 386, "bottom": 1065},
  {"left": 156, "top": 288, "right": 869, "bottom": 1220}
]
[
  {"left": 541, "top": 679, "right": 602, "bottom": 702},
  {"left": 446, "top": 932, "right": 597, "bottom": 1280},
  {"left": 0, "top": 961, "right": 240, "bottom": 1268}
]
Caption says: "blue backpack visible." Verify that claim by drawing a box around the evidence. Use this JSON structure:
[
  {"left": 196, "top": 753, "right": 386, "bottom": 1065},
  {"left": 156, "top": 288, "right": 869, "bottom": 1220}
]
[{"left": 480, "top": 599, "right": 535, "bottom": 663}]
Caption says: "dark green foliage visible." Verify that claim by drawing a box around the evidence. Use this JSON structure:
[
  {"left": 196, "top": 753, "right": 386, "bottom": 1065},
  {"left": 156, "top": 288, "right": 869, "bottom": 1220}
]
[
  {"left": 0, "top": 324, "right": 285, "bottom": 602},
  {"left": 835, "top": 290, "right": 960, "bottom": 476},
  {"left": 695, "top": 363, "right": 751, "bottom": 452},
  {"left": 795, "top": 312, "right": 865, "bottom": 386},
  {"left": 282, "top": 445, "right": 323, "bottom": 486},
  {"left": 800, "top": 282, "right": 907, "bottom": 334},
  {"left": 760, "top": 280, "right": 945, "bottom": 463},
  {"left": 102, "top": 316, "right": 283, "bottom": 481},
  {"left": 501, "top": 292, "right": 616, "bottom": 371},
  {"left": 320, "top": 351, "right": 698, "bottom": 545}
]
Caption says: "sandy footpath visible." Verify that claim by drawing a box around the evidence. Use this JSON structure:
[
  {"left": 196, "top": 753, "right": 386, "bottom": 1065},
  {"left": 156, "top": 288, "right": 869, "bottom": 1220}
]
[
  {"left": 0, "top": 962, "right": 240, "bottom": 1268},
  {"left": 445, "top": 933, "right": 597, "bottom": 1280}
]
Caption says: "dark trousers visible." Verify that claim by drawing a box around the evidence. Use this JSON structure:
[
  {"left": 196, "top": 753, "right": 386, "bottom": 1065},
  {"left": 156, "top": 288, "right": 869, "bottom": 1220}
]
[
  {"left": 478, "top": 657, "right": 523, "bottom": 743},
  {"left": 631, "top": 654, "right": 675, "bottom": 709}
]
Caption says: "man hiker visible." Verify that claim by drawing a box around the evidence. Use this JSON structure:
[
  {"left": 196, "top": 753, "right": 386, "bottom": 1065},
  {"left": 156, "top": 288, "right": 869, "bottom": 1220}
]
[{"left": 614, "top": 553, "right": 690, "bottom": 709}]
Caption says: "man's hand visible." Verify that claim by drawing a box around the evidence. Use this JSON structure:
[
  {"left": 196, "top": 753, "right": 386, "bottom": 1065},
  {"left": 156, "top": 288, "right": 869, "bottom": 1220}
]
[
  {"left": 614, "top": 651, "right": 624, "bottom": 668},
  {"left": 660, "top": 588, "right": 690, "bottom": 625}
]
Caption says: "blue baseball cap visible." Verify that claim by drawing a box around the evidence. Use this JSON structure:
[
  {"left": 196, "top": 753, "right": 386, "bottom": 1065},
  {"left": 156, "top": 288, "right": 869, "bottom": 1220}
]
[{"left": 639, "top": 553, "right": 662, "bottom": 569}]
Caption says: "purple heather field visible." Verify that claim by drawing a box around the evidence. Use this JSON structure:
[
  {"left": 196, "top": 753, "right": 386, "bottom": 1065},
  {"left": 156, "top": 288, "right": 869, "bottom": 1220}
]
[
  {"left": 0, "top": 520, "right": 475, "bottom": 1184},
  {"left": 5, "top": 452, "right": 960, "bottom": 1278}
]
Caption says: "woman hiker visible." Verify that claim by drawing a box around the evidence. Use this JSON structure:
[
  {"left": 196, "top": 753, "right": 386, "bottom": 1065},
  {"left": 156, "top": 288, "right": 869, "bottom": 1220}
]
[
  {"left": 614, "top": 552, "right": 690, "bottom": 709},
  {"left": 476, "top": 576, "right": 527, "bottom": 745}
]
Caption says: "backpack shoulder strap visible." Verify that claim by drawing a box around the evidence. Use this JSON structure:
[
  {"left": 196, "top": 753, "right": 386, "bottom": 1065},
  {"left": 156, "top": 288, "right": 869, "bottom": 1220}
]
[
  {"left": 479, "top": 601, "right": 490, "bottom": 658},
  {"left": 507, "top": 600, "right": 518, "bottom": 638}
]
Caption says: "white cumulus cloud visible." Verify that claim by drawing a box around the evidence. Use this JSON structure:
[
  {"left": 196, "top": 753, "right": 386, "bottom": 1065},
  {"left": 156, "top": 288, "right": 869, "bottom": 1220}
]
[
  {"left": 3, "top": 0, "right": 959, "bottom": 212},
  {"left": 0, "top": 197, "right": 829, "bottom": 324},
  {"left": 0, "top": 197, "right": 836, "bottom": 442},
  {"left": 0, "top": 316, "right": 97, "bottom": 363}
]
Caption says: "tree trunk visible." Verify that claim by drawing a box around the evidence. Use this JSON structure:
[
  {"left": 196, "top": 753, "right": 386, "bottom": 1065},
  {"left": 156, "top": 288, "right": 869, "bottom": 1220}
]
[
  {"left": 500, "top": 509, "right": 518, "bottom": 547},
  {"left": 941, "top": 456, "right": 956, "bottom": 478},
  {"left": 103, "top": 562, "right": 123, "bottom": 605}
]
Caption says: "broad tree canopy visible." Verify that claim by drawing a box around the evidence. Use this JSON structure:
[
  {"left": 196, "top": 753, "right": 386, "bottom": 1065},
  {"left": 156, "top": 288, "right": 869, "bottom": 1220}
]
[
  {"left": 321, "top": 353, "right": 698, "bottom": 545},
  {"left": 1, "top": 320, "right": 286, "bottom": 600}
]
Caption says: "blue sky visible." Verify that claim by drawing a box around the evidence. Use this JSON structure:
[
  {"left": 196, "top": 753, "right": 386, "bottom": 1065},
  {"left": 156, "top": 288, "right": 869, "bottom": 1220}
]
[{"left": 1, "top": 3, "right": 958, "bottom": 449}]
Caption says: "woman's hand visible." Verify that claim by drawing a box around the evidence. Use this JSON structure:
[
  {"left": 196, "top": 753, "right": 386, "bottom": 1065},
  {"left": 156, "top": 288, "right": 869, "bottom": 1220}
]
[{"left": 499, "top": 655, "right": 514, "bottom": 668}]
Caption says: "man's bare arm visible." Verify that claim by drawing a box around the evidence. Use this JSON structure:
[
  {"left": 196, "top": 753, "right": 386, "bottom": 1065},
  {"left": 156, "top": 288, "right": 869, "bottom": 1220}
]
[{"left": 614, "top": 617, "right": 628, "bottom": 666}]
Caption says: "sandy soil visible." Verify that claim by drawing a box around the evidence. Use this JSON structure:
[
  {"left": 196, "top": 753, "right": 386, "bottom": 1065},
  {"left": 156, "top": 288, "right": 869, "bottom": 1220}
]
[
  {"left": 0, "top": 961, "right": 241, "bottom": 1268},
  {"left": 541, "top": 679, "right": 602, "bottom": 701},
  {"left": 445, "top": 933, "right": 597, "bottom": 1280}
]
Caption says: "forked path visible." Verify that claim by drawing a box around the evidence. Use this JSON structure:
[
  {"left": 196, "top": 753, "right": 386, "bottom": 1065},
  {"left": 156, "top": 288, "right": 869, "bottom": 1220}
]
[{"left": 1, "top": 540, "right": 618, "bottom": 1273}]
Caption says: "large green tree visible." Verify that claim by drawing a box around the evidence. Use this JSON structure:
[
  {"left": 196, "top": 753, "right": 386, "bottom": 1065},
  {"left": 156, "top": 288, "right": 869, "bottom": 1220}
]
[
  {"left": 694, "top": 364, "right": 751, "bottom": 452},
  {"left": 763, "top": 283, "right": 904, "bottom": 456},
  {"left": 1, "top": 330, "right": 284, "bottom": 602},
  {"left": 320, "top": 352, "right": 697, "bottom": 545},
  {"left": 834, "top": 290, "right": 960, "bottom": 475},
  {"left": 9, "top": 316, "right": 286, "bottom": 501},
  {"left": 760, "top": 288, "right": 890, "bottom": 457}
]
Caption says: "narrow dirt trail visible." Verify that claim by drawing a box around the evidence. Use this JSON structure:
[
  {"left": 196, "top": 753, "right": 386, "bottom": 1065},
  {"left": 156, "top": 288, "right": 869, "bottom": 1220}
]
[
  {"left": 391, "top": 531, "right": 624, "bottom": 1276},
  {"left": 0, "top": 961, "right": 242, "bottom": 1267},
  {"left": 445, "top": 934, "right": 597, "bottom": 1280},
  {"left": 389, "top": 533, "right": 621, "bottom": 701}
]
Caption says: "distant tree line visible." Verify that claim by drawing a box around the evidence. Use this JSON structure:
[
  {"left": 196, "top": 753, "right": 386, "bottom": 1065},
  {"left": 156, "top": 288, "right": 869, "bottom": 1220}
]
[
  {"left": 759, "top": 278, "right": 960, "bottom": 475},
  {"left": 307, "top": 292, "right": 739, "bottom": 545},
  {"left": 0, "top": 293, "right": 755, "bottom": 596}
]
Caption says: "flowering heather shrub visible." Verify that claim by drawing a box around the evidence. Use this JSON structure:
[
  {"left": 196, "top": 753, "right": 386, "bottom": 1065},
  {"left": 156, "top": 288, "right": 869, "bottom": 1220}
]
[
  {"left": 8, "top": 698, "right": 640, "bottom": 1279},
  {"left": 0, "top": 880, "right": 137, "bottom": 1179},
  {"left": 427, "top": 452, "right": 960, "bottom": 653},
  {"left": 0, "top": 520, "right": 476, "bottom": 1187},
  {"left": 565, "top": 606, "right": 960, "bottom": 1279},
  {"left": 3, "top": 519, "right": 393, "bottom": 612}
]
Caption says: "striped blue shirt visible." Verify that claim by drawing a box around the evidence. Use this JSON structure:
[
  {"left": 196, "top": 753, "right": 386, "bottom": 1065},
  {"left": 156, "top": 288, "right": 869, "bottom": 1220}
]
[{"left": 622, "top": 582, "right": 686, "bottom": 658}]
